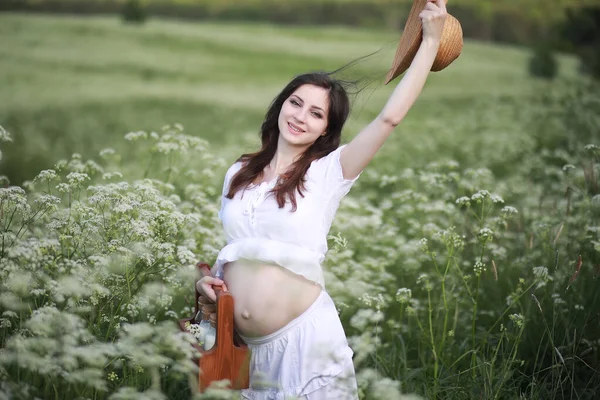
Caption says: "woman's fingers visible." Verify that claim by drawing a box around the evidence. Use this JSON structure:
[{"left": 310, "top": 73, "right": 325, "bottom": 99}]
[
  {"left": 196, "top": 276, "right": 226, "bottom": 302},
  {"left": 428, "top": 0, "right": 446, "bottom": 7},
  {"left": 419, "top": 1, "right": 448, "bottom": 43},
  {"left": 424, "top": 2, "right": 437, "bottom": 11},
  {"left": 205, "top": 276, "right": 224, "bottom": 285},
  {"left": 206, "top": 288, "right": 217, "bottom": 303},
  {"left": 419, "top": 10, "right": 437, "bottom": 21},
  {"left": 420, "top": 1, "right": 447, "bottom": 20},
  {"left": 422, "top": 0, "right": 447, "bottom": 15}
]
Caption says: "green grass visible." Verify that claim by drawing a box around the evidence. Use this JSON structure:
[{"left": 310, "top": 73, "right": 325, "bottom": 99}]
[{"left": 0, "top": 12, "right": 578, "bottom": 184}]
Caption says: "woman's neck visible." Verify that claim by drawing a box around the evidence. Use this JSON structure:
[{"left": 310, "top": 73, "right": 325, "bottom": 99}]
[{"left": 269, "top": 139, "right": 308, "bottom": 176}]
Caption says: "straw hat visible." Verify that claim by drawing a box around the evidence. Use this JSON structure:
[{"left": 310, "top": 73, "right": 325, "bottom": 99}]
[{"left": 385, "top": 0, "right": 463, "bottom": 84}]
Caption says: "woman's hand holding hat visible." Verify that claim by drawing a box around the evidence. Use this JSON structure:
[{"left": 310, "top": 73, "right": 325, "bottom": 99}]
[
  {"left": 385, "top": 0, "right": 463, "bottom": 84},
  {"left": 419, "top": 0, "right": 447, "bottom": 45}
]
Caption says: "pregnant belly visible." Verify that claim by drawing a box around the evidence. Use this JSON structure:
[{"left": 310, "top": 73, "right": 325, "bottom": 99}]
[{"left": 223, "top": 260, "right": 322, "bottom": 338}]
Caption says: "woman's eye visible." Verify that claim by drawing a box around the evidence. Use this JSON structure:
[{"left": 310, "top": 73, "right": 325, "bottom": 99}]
[
  {"left": 311, "top": 112, "right": 323, "bottom": 119},
  {"left": 290, "top": 99, "right": 300, "bottom": 106}
]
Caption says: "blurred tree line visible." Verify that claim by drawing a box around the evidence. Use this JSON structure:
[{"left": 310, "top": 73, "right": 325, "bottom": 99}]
[{"left": 1, "top": 0, "right": 599, "bottom": 79}]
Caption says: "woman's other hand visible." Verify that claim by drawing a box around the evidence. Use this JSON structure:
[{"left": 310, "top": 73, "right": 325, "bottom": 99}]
[
  {"left": 196, "top": 276, "right": 228, "bottom": 303},
  {"left": 419, "top": 0, "right": 447, "bottom": 45}
]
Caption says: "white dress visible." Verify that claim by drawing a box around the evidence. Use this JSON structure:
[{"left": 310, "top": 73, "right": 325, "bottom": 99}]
[{"left": 216, "top": 145, "right": 361, "bottom": 399}]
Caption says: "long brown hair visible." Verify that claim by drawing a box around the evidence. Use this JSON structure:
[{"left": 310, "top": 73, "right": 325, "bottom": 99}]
[{"left": 226, "top": 72, "right": 351, "bottom": 211}]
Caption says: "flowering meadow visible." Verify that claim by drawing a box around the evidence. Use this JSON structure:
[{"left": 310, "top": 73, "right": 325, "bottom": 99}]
[
  {"left": 1, "top": 14, "right": 600, "bottom": 400},
  {"left": 1, "top": 77, "right": 599, "bottom": 399}
]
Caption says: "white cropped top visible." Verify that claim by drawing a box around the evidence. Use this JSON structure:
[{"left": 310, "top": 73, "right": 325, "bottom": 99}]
[{"left": 214, "top": 145, "right": 360, "bottom": 287}]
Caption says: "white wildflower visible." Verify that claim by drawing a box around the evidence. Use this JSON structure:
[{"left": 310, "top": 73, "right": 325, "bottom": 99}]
[
  {"left": 46, "top": 219, "right": 68, "bottom": 231},
  {"left": 417, "top": 273, "right": 432, "bottom": 291},
  {"left": 2, "top": 311, "right": 18, "bottom": 318},
  {"left": 358, "top": 293, "right": 373, "bottom": 307},
  {"left": 552, "top": 293, "right": 566, "bottom": 305},
  {"left": 0, "top": 125, "right": 12, "bottom": 142},
  {"left": 436, "top": 227, "right": 465, "bottom": 251},
  {"left": 54, "top": 276, "right": 90, "bottom": 301},
  {"left": 370, "top": 377, "right": 403, "bottom": 400},
  {"left": 34, "top": 194, "right": 61, "bottom": 208},
  {"left": 380, "top": 174, "right": 399, "bottom": 187},
  {"left": 0, "top": 186, "right": 26, "bottom": 202},
  {"left": 490, "top": 194, "right": 504, "bottom": 204},
  {"left": 473, "top": 261, "right": 486, "bottom": 277},
  {"left": 417, "top": 238, "right": 429, "bottom": 253},
  {"left": 138, "top": 252, "right": 155, "bottom": 266},
  {"left": 156, "top": 142, "right": 180, "bottom": 154},
  {"left": 501, "top": 206, "right": 518, "bottom": 217},
  {"left": 177, "top": 246, "right": 197, "bottom": 265},
  {"left": 102, "top": 172, "right": 123, "bottom": 180},
  {"left": 107, "top": 371, "right": 118, "bottom": 382},
  {"left": 395, "top": 288, "right": 412, "bottom": 304},
  {"left": 156, "top": 293, "right": 173, "bottom": 310},
  {"left": 124, "top": 131, "right": 148, "bottom": 141},
  {"left": 85, "top": 160, "right": 103, "bottom": 175},
  {"left": 33, "top": 169, "right": 58, "bottom": 183},
  {"left": 126, "top": 303, "right": 140, "bottom": 318},
  {"left": 509, "top": 313, "right": 524, "bottom": 328},
  {"left": 131, "top": 220, "right": 152, "bottom": 238},
  {"left": 455, "top": 196, "right": 471, "bottom": 207},
  {"left": 478, "top": 228, "right": 494, "bottom": 243},
  {"left": 99, "top": 148, "right": 116, "bottom": 158},
  {"left": 584, "top": 144, "right": 599, "bottom": 151},
  {"left": 533, "top": 266, "right": 552, "bottom": 288},
  {"left": 471, "top": 190, "right": 491, "bottom": 203},
  {"left": 113, "top": 202, "right": 134, "bottom": 214},
  {"left": 4, "top": 271, "right": 34, "bottom": 297},
  {"left": 55, "top": 183, "right": 71, "bottom": 193},
  {"left": 0, "top": 292, "right": 26, "bottom": 311},
  {"left": 66, "top": 172, "right": 90, "bottom": 187}
]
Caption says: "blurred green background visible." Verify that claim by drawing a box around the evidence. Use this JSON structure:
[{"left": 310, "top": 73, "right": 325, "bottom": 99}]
[{"left": 1, "top": 0, "right": 598, "bottom": 185}]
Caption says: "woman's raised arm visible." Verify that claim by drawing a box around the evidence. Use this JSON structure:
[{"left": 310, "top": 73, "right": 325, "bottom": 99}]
[{"left": 340, "top": 0, "right": 447, "bottom": 180}]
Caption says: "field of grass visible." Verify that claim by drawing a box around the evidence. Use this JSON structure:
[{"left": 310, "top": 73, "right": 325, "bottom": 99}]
[
  {"left": 2, "top": 12, "right": 599, "bottom": 400},
  {"left": 0, "top": 13, "right": 578, "bottom": 185}
]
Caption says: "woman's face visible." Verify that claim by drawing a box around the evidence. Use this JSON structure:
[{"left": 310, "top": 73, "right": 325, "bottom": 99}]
[{"left": 277, "top": 84, "right": 329, "bottom": 148}]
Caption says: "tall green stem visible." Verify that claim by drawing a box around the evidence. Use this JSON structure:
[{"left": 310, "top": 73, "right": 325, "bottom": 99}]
[{"left": 427, "top": 288, "right": 439, "bottom": 398}]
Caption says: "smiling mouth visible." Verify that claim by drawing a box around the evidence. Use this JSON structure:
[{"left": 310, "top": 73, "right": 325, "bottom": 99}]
[{"left": 288, "top": 122, "right": 305, "bottom": 134}]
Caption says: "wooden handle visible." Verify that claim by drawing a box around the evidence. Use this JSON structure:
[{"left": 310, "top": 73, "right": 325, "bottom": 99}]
[
  {"left": 196, "top": 264, "right": 235, "bottom": 349},
  {"left": 199, "top": 281, "right": 248, "bottom": 391},
  {"left": 192, "top": 262, "right": 250, "bottom": 391},
  {"left": 215, "top": 290, "right": 235, "bottom": 350}
]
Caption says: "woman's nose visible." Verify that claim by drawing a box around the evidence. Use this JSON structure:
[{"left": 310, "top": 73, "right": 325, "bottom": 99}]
[{"left": 293, "top": 107, "right": 308, "bottom": 122}]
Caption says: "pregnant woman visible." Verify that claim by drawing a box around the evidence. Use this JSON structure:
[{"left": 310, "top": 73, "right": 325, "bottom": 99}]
[{"left": 197, "top": 1, "right": 450, "bottom": 398}]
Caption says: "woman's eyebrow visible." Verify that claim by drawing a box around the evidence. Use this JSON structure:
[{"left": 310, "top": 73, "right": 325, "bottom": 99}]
[{"left": 292, "top": 95, "right": 325, "bottom": 113}]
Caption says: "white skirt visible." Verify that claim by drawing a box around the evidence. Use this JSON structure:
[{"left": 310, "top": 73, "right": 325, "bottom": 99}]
[{"left": 239, "top": 290, "right": 358, "bottom": 399}]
